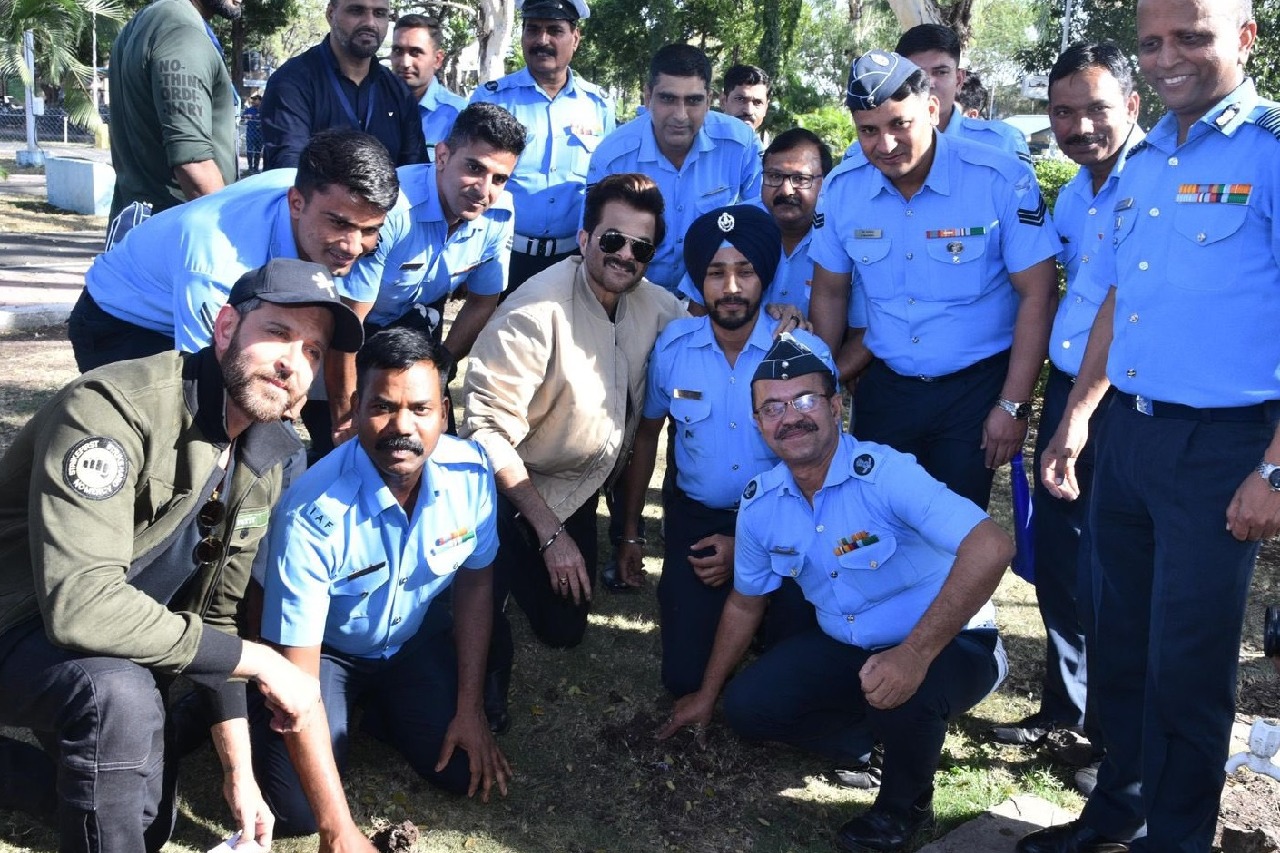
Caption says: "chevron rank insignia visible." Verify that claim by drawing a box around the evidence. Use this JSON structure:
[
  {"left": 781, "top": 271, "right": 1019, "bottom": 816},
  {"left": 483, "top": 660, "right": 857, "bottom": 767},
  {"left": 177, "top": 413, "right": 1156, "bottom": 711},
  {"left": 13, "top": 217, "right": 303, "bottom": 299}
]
[{"left": 1017, "top": 197, "right": 1047, "bottom": 226}]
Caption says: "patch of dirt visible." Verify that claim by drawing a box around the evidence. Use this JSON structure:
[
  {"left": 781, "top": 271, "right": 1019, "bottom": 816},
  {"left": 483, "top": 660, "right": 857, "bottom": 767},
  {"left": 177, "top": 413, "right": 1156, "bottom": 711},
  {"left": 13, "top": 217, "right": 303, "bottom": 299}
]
[{"left": 369, "top": 818, "right": 420, "bottom": 852}]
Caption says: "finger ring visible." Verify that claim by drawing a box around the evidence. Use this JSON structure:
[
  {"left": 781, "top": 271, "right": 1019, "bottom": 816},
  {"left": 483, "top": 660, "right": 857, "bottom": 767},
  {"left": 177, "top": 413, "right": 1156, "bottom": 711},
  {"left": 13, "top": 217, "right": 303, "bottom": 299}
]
[{"left": 558, "top": 576, "right": 568, "bottom": 585}]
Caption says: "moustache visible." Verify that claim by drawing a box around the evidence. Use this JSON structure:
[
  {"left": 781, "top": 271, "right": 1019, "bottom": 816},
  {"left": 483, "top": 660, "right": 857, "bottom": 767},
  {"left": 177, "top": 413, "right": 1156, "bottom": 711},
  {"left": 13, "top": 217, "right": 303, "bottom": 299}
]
[
  {"left": 1064, "top": 133, "right": 1105, "bottom": 147},
  {"left": 772, "top": 194, "right": 802, "bottom": 207},
  {"left": 377, "top": 436, "right": 424, "bottom": 455},
  {"left": 604, "top": 256, "right": 637, "bottom": 274},
  {"left": 715, "top": 296, "right": 748, "bottom": 308},
  {"left": 531, "top": 46, "right": 556, "bottom": 57},
  {"left": 775, "top": 420, "right": 818, "bottom": 440},
  {"left": 354, "top": 27, "right": 379, "bottom": 38}
]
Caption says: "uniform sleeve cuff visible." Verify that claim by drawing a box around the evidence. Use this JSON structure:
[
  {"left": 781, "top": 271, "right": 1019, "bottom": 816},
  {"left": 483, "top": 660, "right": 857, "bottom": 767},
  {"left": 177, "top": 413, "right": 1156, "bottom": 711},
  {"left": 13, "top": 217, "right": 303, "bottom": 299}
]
[
  {"left": 203, "top": 680, "right": 248, "bottom": 723},
  {"left": 182, "top": 625, "right": 242, "bottom": 689}
]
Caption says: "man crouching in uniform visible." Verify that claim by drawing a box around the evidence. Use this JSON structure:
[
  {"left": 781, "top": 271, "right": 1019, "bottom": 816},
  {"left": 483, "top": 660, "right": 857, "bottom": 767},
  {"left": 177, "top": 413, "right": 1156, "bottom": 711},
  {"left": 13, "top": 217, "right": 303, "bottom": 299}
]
[
  {"left": 660, "top": 333, "right": 1012, "bottom": 853},
  {"left": 0, "top": 257, "right": 364, "bottom": 852}
]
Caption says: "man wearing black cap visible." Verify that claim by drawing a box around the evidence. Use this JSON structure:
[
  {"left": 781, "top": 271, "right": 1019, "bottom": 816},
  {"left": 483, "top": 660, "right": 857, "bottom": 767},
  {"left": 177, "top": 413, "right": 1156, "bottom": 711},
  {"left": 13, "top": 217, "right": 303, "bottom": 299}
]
[
  {"left": 661, "top": 331, "right": 1013, "bottom": 853},
  {"left": 0, "top": 258, "right": 362, "bottom": 853},
  {"left": 461, "top": 174, "right": 686, "bottom": 731},
  {"left": 809, "top": 49, "right": 1058, "bottom": 511},
  {"left": 470, "top": 0, "right": 614, "bottom": 292},
  {"left": 618, "top": 204, "right": 820, "bottom": 697}
]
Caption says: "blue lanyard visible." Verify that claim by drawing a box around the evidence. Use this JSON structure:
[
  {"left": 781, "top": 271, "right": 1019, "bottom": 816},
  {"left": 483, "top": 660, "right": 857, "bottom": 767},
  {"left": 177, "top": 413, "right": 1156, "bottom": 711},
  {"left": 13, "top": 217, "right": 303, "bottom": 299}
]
[{"left": 323, "top": 59, "right": 376, "bottom": 132}]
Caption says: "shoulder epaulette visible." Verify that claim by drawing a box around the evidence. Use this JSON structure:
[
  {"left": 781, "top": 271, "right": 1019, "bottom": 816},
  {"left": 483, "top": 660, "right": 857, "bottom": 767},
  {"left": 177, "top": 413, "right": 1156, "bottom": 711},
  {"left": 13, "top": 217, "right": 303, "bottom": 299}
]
[{"left": 1248, "top": 105, "right": 1280, "bottom": 141}]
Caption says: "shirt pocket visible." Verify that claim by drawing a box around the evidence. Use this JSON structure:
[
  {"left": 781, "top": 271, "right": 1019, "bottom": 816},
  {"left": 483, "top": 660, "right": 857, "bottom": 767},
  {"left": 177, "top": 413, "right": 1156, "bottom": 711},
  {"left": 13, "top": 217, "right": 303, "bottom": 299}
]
[
  {"left": 564, "top": 130, "right": 601, "bottom": 178},
  {"left": 695, "top": 185, "right": 734, "bottom": 214},
  {"left": 832, "top": 534, "right": 913, "bottom": 606},
  {"left": 845, "top": 237, "right": 892, "bottom": 296},
  {"left": 669, "top": 396, "right": 714, "bottom": 459},
  {"left": 1169, "top": 203, "right": 1248, "bottom": 291},
  {"left": 424, "top": 539, "right": 476, "bottom": 579},
  {"left": 920, "top": 235, "right": 988, "bottom": 302},
  {"left": 329, "top": 564, "right": 391, "bottom": 630}
]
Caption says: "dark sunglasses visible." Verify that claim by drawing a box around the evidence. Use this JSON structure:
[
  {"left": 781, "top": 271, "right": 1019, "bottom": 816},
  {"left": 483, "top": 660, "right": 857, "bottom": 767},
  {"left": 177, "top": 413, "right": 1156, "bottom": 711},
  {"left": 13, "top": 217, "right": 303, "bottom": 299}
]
[
  {"left": 597, "top": 229, "right": 657, "bottom": 263},
  {"left": 192, "top": 497, "right": 226, "bottom": 566}
]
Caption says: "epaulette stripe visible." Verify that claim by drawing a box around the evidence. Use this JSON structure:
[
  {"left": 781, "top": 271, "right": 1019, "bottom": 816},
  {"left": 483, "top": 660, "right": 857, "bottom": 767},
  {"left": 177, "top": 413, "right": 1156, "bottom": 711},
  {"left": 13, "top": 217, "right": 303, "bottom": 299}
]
[
  {"left": 1255, "top": 107, "right": 1280, "bottom": 140},
  {"left": 1017, "top": 197, "right": 1047, "bottom": 226}
]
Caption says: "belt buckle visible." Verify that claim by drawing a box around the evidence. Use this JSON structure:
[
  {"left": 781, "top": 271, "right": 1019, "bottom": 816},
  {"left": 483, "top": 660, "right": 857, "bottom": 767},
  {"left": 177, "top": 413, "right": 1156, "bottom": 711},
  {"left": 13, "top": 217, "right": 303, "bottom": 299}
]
[
  {"left": 916, "top": 374, "right": 936, "bottom": 383},
  {"left": 1134, "top": 394, "right": 1154, "bottom": 416}
]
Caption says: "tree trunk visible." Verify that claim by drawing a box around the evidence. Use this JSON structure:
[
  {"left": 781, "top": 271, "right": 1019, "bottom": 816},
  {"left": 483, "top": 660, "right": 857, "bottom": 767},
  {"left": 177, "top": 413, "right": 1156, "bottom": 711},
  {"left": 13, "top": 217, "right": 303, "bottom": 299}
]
[
  {"left": 476, "top": 0, "right": 514, "bottom": 85},
  {"left": 884, "top": 0, "right": 975, "bottom": 48}
]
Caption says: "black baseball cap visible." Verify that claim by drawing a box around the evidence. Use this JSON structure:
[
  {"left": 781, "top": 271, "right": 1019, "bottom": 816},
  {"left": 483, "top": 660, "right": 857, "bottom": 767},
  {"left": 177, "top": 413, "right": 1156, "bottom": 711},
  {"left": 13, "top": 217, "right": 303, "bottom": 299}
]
[{"left": 228, "top": 258, "right": 364, "bottom": 353}]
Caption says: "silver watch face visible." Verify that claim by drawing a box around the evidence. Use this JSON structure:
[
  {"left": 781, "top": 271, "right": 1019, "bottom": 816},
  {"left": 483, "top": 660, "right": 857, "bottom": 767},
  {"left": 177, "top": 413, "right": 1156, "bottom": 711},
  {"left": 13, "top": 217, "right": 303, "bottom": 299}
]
[{"left": 1269, "top": 468, "right": 1280, "bottom": 491}]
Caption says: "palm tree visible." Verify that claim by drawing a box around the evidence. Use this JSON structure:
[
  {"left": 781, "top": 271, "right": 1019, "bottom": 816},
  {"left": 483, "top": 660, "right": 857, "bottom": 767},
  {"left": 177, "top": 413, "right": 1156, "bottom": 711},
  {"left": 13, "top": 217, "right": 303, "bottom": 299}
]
[{"left": 0, "top": 0, "right": 126, "bottom": 129}]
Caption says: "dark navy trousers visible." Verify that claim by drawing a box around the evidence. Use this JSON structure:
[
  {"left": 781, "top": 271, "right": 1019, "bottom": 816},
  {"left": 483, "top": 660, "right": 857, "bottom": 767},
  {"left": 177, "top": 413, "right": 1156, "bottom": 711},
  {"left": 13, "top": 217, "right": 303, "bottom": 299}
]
[{"left": 1080, "top": 396, "right": 1276, "bottom": 852}]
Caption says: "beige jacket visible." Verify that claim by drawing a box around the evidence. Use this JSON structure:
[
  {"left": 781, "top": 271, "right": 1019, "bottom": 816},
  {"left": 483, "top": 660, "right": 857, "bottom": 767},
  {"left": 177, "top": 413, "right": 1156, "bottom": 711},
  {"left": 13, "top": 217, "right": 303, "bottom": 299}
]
[{"left": 461, "top": 257, "right": 685, "bottom": 520}]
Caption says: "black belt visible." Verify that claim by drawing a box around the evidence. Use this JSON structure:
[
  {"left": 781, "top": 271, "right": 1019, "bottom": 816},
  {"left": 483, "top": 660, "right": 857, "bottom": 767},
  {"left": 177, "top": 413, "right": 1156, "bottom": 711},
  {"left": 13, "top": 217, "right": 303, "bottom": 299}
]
[
  {"left": 887, "top": 349, "right": 1009, "bottom": 383},
  {"left": 1115, "top": 391, "right": 1280, "bottom": 423}
]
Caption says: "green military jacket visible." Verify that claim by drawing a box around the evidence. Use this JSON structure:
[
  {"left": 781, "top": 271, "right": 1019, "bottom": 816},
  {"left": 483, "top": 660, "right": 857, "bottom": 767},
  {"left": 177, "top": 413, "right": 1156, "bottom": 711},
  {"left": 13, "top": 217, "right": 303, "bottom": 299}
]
[{"left": 0, "top": 349, "right": 299, "bottom": 715}]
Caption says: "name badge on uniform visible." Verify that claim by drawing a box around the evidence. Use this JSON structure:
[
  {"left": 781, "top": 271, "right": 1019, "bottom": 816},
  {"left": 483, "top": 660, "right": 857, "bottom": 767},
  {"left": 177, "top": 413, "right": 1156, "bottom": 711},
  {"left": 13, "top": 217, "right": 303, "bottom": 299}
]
[
  {"left": 672, "top": 389, "right": 703, "bottom": 400},
  {"left": 1175, "top": 183, "right": 1251, "bottom": 205},
  {"left": 768, "top": 546, "right": 798, "bottom": 555},
  {"left": 701, "top": 184, "right": 730, "bottom": 198},
  {"left": 1114, "top": 197, "right": 1135, "bottom": 212},
  {"left": 399, "top": 262, "right": 424, "bottom": 271},
  {"left": 854, "top": 229, "right": 882, "bottom": 239}
]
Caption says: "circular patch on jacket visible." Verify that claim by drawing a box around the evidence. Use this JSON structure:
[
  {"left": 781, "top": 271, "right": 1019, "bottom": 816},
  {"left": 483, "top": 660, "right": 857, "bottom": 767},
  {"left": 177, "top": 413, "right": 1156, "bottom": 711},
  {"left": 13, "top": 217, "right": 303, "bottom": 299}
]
[
  {"left": 62, "top": 437, "right": 128, "bottom": 500},
  {"left": 742, "top": 479, "right": 758, "bottom": 500},
  {"left": 853, "top": 453, "right": 875, "bottom": 475}
]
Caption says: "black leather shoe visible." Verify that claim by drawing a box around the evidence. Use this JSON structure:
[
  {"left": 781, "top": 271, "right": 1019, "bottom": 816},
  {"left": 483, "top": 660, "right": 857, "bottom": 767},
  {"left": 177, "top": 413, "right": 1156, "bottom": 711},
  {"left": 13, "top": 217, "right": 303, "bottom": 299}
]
[
  {"left": 1016, "top": 820, "right": 1130, "bottom": 853},
  {"left": 483, "top": 669, "right": 511, "bottom": 735},
  {"left": 835, "top": 801, "right": 934, "bottom": 852},
  {"left": 989, "top": 712, "right": 1057, "bottom": 746}
]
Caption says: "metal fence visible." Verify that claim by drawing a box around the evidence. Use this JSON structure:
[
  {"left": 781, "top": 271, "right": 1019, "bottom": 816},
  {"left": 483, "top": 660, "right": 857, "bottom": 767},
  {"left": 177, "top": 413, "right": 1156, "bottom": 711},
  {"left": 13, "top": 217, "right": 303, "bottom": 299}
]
[{"left": 0, "top": 108, "right": 108, "bottom": 144}]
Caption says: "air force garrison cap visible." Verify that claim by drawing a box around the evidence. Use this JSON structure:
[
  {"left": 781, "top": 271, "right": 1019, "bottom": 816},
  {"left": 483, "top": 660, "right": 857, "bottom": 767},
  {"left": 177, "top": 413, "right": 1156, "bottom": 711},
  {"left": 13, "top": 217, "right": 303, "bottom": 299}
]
[
  {"left": 845, "top": 49, "right": 921, "bottom": 111},
  {"left": 683, "top": 204, "right": 782, "bottom": 294},
  {"left": 752, "top": 331, "right": 837, "bottom": 383},
  {"left": 517, "top": 0, "right": 589, "bottom": 21},
  {"left": 228, "top": 258, "right": 365, "bottom": 353}
]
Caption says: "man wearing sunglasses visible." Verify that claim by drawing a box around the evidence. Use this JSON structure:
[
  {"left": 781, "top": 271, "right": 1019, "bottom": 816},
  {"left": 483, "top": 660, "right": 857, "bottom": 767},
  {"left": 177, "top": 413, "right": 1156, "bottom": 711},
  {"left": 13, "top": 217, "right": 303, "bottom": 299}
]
[
  {"left": 462, "top": 173, "right": 687, "bottom": 732},
  {"left": 618, "top": 204, "right": 822, "bottom": 698},
  {"left": 0, "top": 258, "right": 364, "bottom": 853},
  {"left": 660, "top": 332, "right": 1012, "bottom": 853}
]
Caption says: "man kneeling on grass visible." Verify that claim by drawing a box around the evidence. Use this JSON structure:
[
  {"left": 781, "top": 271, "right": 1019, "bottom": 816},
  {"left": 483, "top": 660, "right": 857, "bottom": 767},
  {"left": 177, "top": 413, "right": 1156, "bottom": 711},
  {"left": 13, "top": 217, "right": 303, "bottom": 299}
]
[
  {"left": 660, "top": 333, "right": 1011, "bottom": 853},
  {"left": 251, "top": 327, "right": 509, "bottom": 850}
]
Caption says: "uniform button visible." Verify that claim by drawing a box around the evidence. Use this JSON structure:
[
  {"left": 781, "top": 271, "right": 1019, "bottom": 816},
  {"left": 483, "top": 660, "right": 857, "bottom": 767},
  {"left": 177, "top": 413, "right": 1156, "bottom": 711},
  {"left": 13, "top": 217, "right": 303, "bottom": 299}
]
[
  {"left": 399, "top": 577, "right": 407, "bottom": 586},
  {"left": 846, "top": 614, "right": 855, "bottom": 623},
  {"left": 550, "top": 166, "right": 557, "bottom": 172},
  {"left": 1082, "top": 255, "right": 1090, "bottom": 263},
  {"left": 677, "top": 237, "right": 684, "bottom": 243},
  {"left": 1129, "top": 313, "right": 1139, "bottom": 323},
  {"left": 816, "top": 524, "right": 825, "bottom": 532},
  {"left": 830, "top": 571, "right": 838, "bottom": 578},
  {"left": 1196, "top": 232, "right": 1207, "bottom": 243},
  {"left": 869, "top": 560, "right": 879, "bottom": 568},
  {"left": 392, "top": 616, "right": 402, "bottom": 625},
  {"left": 1075, "top": 295, "right": 1083, "bottom": 303},
  {"left": 1088, "top": 207, "right": 1097, "bottom": 215},
  {"left": 1062, "top": 340, "right": 1071, "bottom": 349},
  {"left": 952, "top": 256, "right": 960, "bottom": 264},
  {"left": 908, "top": 297, "right": 915, "bottom": 304},
  {"left": 911, "top": 336, "right": 920, "bottom": 343},
  {"left": 1126, "top": 368, "right": 1137, "bottom": 378},
  {"left": 729, "top": 376, "right": 736, "bottom": 383},
  {"left": 1149, "top": 207, "right": 1160, "bottom": 217},
  {"left": 684, "top": 415, "right": 691, "bottom": 422},
  {"left": 862, "top": 256, "right": 870, "bottom": 263},
  {"left": 905, "top": 209, "right": 914, "bottom": 216},
  {"left": 1168, "top": 156, "right": 1179, "bottom": 166},
  {"left": 360, "top": 591, "right": 369, "bottom": 598},
  {"left": 677, "top": 205, "right": 684, "bottom": 212},
  {"left": 729, "top": 422, "right": 737, "bottom": 429},
  {"left": 1138, "top": 261, "right": 1149, "bottom": 270},
  {"left": 791, "top": 568, "right": 799, "bottom": 577},
  {"left": 905, "top": 252, "right": 914, "bottom": 260},
  {"left": 732, "top": 463, "right": 739, "bottom": 470}
]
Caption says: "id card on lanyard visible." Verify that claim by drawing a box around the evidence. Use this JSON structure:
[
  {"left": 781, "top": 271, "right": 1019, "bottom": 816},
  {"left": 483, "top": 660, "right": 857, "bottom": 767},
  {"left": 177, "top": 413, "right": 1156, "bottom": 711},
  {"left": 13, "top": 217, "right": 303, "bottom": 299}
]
[{"left": 323, "top": 60, "right": 376, "bottom": 131}]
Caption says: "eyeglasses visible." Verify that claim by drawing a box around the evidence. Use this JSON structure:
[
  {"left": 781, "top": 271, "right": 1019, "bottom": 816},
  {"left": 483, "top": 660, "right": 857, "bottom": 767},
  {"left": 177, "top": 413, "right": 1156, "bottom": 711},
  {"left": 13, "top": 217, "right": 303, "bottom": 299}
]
[
  {"left": 597, "top": 229, "right": 657, "bottom": 263},
  {"left": 192, "top": 496, "right": 226, "bottom": 566},
  {"left": 754, "top": 392, "right": 830, "bottom": 421},
  {"left": 762, "top": 170, "right": 819, "bottom": 189}
]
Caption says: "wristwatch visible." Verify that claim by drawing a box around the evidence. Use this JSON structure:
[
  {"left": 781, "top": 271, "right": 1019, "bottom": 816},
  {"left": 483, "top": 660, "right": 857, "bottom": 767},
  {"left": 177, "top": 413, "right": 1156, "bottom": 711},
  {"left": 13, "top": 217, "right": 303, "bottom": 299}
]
[
  {"left": 996, "top": 398, "right": 1032, "bottom": 420},
  {"left": 1258, "top": 461, "right": 1280, "bottom": 492}
]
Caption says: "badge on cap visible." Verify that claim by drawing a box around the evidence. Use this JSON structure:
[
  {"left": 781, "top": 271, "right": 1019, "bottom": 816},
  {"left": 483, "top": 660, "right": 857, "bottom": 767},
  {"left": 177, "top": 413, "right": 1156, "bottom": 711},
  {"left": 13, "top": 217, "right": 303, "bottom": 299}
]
[
  {"left": 63, "top": 436, "right": 128, "bottom": 500},
  {"left": 717, "top": 211, "right": 735, "bottom": 233},
  {"left": 312, "top": 271, "right": 336, "bottom": 298},
  {"left": 870, "top": 52, "right": 890, "bottom": 67}
]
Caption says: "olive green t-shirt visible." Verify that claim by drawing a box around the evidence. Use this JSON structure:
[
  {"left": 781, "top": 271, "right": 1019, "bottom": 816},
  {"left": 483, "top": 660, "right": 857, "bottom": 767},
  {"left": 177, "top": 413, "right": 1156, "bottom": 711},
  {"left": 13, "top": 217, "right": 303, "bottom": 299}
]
[{"left": 107, "top": 0, "right": 237, "bottom": 222}]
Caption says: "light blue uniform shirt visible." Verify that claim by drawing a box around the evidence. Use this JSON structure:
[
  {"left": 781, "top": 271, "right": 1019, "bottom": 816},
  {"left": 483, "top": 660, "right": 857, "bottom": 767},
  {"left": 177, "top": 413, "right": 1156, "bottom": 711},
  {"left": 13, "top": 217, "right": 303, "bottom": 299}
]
[
  {"left": 260, "top": 434, "right": 499, "bottom": 659},
  {"left": 943, "top": 105, "right": 1032, "bottom": 162},
  {"left": 644, "top": 314, "right": 790, "bottom": 509},
  {"left": 810, "top": 133, "right": 1058, "bottom": 377},
  {"left": 470, "top": 67, "right": 614, "bottom": 240},
  {"left": 343, "top": 163, "right": 514, "bottom": 327},
  {"left": 587, "top": 110, "right": 763, "bottom": 293},
  {"left": 84, "top": 169, "right": 299, "bottom": 351},
  {"left": 735, "top": 433, "right": 995, "bottom": 649},
  {"left": 1098, "top": 81, "right": 1280, "bottom": 407},
  {"left": 418, "top": 78, "right": 467, "bottom": 149},
  {"left": 1048, "top": 130, "right": 1140, "bottom": 376}
]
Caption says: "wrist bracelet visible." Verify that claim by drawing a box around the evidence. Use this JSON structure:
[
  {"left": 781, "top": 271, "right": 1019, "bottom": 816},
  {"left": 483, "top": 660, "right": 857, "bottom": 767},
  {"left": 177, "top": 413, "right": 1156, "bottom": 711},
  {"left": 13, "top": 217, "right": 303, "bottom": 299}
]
[
  {"left": 621, "top": 537, "right": 647, "bottom": 545},
  {"left": 538, "top": 522, "right": 567, "bottom": 554}
]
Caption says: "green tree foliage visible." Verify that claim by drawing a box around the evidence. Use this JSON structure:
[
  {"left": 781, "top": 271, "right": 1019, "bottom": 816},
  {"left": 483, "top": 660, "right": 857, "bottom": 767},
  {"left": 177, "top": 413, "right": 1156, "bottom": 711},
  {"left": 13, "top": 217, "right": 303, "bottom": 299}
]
[{"left": 0, "top": 0, "right": 125, "bottom": 126}]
